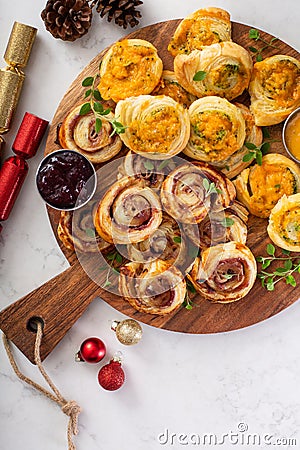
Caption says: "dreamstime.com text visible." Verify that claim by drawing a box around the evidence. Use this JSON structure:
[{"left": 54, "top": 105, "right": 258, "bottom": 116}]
[{"left": 157, "top": 423, "right": 297, "bottom": 447}]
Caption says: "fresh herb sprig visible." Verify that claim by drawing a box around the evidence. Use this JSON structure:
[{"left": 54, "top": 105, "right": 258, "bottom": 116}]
[
  {"left": 81, "top": 75, "right": 126, "bottom": 136},
  {"left": 242, "top": 139, "right": 275, "bottom": 166},
  {"left": 100, "top": 250, "right": 123, "bottom": 289},
  {"left": 183, "top": 280, "right": 197, "bottom": 310},
  {"left": 248, "top": 28, "right": 279, "bottom": 62},
  {"left": 203, "top": 178, "right": 222, "bottom": 195},
  {"left": 257, "top": 244, "right": 300, "bottom": 291}
]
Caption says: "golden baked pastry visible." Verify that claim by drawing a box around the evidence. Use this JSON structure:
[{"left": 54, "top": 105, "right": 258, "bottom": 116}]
[
  {"left": 127, "top": 212, "right": 196, "bottom": 273},
  {"left": 152, "top": 70, "right": 196, "bottom": 108},
  {"left": 249, "top": 55, "right": 300, "bottom": 126},
  {"left": 58, "top": 104, "right": 122, "bottom": 163},
  {"left": 187, "top": 241, "right": 257, "bottom": 303},
  {"left": 160, "top": 161, "right": 236, "bottom": 224},
  {"left": 98, "top": 39, "right": 163, "bottom": 102},
  {"left": 115, "top": 95, "right": 190, "bottom": 160},
  {"left": 184, "top": 96, "right": 246, "bottom": 163},
  {"left": 57, "top": 202, "right": 112, "bottom": 253},
  {"left": 183, "top": 200, "right": 248, "bottom": 250},
  {"left": 213, "top": 103, "right": 263, "bottom": 179},
  {"left": 174, "top": 42, "right": 252, "bottom": 100},
  {"left": 267, "top": 193, "right": 300, "bottom": 251},
  {"left": 119, "top": 259, "right": 186, "bottom": 314},
  {"left": 234, "top": 153, "right": 300, "bottom": 218},
  {"left": 117, "top": 151, "right": 176, "bottom": 189},
  {"left": 168, "top": 7, "right": 231, "bottom": 57},
  {"left": 94, "top": 176, "right": 162, "bottom": 244}
]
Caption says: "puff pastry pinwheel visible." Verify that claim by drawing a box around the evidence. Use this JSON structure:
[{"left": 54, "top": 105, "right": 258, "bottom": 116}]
[
  {"left": 98, "top": 39, "right": 163, "bottom": 102},
  {"left": 249, "top": 55, "right": 300, "bottom": 126},
  {"left": 183, "top": 200, "right": 248, "bottom": 251},
  {"left": 152, "top": 70, "right": 196, "bottom": 108},
  {"left": 119, "top": 259, "right": 186, "bottom": 314},
  {"left": 57, "top": 202, "right": 112, "bottom": 253},
  {"left": 184, "top": 97, "right": 246, "bottom": 163},
  {"left": 234, "top": 153, "right": 300, "bottom": 218},
  {"left": 115, "top": 95, "right": 190, "bottom": 160},
  {"left": 174, "top": 42, "right": 252, "bottom": 101},
  {"left": 117, "top": 151, "right": 175, "bottom": 189},
  {"left": 59, "top": 104, "right": 122, "bottom": 163},
  {"left": 267, "top": 194, "right": 300, "bottom": 251},
  {"left": 127, "top": 212, "right": 195, "bottom": 273},
  {"left": 212, "top": 103, "right": 263, "bottom": 179},
  {"left": 94, "top": 176, "right": 162, "bottom": 244},
  {"left": 168, "top": 7, "right": 231, "bottom": 57},
  {"left": 187, "top": 242, "right": 257, "bottom": 303},
  {"left": 160, "top": 162, "right": 236, "bottom": 224}
]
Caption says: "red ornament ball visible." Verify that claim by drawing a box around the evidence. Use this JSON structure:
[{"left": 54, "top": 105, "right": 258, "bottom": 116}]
[
  {"left": 76, "top": 337, "right": 106, "bottom": 364},
  {"left": 98, "top": 360, "right": 125, "bottom": 391}
]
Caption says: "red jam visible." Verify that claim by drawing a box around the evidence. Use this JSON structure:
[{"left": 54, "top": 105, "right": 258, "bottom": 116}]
[{"left": 36, "top": 150, "right": 95, "bottom": 209}]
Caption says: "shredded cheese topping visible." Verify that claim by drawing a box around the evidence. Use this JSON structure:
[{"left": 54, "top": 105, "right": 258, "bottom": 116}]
[
  {"left": 258, "top": 59, "right": 300, "bottom": 106},
  {"left": 248, "top": 163, "right": 296, "bottom": 217},
  {"left": 190, "top": 110, "right": 239, "bottom": 161},
  {"left": 128, "top": 106, "right": 181, "bottom": 153},
  {"left": 98, "top": 41, "right": 160, "bottom": 101}
]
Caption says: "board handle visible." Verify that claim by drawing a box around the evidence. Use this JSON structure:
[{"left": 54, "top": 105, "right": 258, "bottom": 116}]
[{"left": 0, "top": 260, "right": 102, "bottom": 363}]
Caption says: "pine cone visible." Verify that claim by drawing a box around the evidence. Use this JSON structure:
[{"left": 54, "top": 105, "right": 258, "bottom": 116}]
[
  {"left": 92, "top": 0, "right": 143, "bottom": 29},
  {"left": 41, "top": 0, "right": 93, "bottom": 41}
]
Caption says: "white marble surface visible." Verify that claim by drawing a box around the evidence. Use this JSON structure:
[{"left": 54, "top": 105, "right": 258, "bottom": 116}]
[{"left": 1, "top": 1, "right": 300, "bottom": 449}]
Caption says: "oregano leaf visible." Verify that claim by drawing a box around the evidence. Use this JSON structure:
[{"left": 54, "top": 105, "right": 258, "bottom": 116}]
[
  {"left": 95, "top": 118, "right": 102, "bottom": 134},
  {"left": 266, "top": 243, "right": 275, "bottom": 256},
  {"left": 193, "top": 71, "right": 207, "bottom": 81},
  {"left": 79, "top": 103, "right": 91, "bottom": 115},
  {"left": 82, "top": 76, "right": 94, "bottom": 87}
]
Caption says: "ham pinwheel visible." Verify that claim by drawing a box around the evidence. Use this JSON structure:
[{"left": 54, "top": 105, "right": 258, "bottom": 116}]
[
  {"left": 127, "top": 212, "right": 196, "bottom": 273},
  {"left": 187, "top": 241, "right": 257, "bottom": 303},
  {"left": 117, "top": 151, "right": 176, "bottom": 189},
  {"left": 183, "top": 200, "right": 248, "bottom": 250},
  {"left": 119, "top": 259, "right": 186, "bottom": 314},
  {"left": 160, "top": 162, "right": 236, "bottom": 224},
  {"left": 94, "top": 176, "right": 162, "bottom": 244},
  {"left": 57, "top": 202, "right": 112, "bottom": 253},
  {"left": 59, "top": 104, "right": 122, "bottom": 163}
]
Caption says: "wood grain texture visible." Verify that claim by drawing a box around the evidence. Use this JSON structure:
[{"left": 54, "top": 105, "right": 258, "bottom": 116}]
[{"left": 1, "top": 19, "right": 300, "bottom": 363}]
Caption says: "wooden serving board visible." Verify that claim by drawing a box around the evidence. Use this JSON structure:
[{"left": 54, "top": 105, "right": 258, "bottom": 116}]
[{"left": 1, "top": 19, "right": 300, "bottom": 364}]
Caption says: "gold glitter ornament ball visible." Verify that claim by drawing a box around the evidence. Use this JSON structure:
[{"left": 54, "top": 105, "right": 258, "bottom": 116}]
[{"left": 111, "top": 319, "right": 143, "bottom": 345}]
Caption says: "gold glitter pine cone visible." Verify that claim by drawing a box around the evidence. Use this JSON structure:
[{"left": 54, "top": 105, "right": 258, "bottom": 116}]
[
  {"left": 41, "top": 0, "right": 93, "bottom": 42},
  {"left": 91, "top": 0, "right": 143, "bottom": 29}
]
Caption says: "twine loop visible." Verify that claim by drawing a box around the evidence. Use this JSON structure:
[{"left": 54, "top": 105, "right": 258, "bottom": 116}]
[
  {"left": 2, "top": 321, "right": 81, "bottom": 450},
  {"left": 62, "top": 400, "right": 81, "bottom": 436}
]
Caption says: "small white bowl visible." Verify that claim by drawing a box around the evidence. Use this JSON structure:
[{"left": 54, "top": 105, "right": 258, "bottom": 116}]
[{"left": 36, "top": 149, "right": 97, "bottom": 211}]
